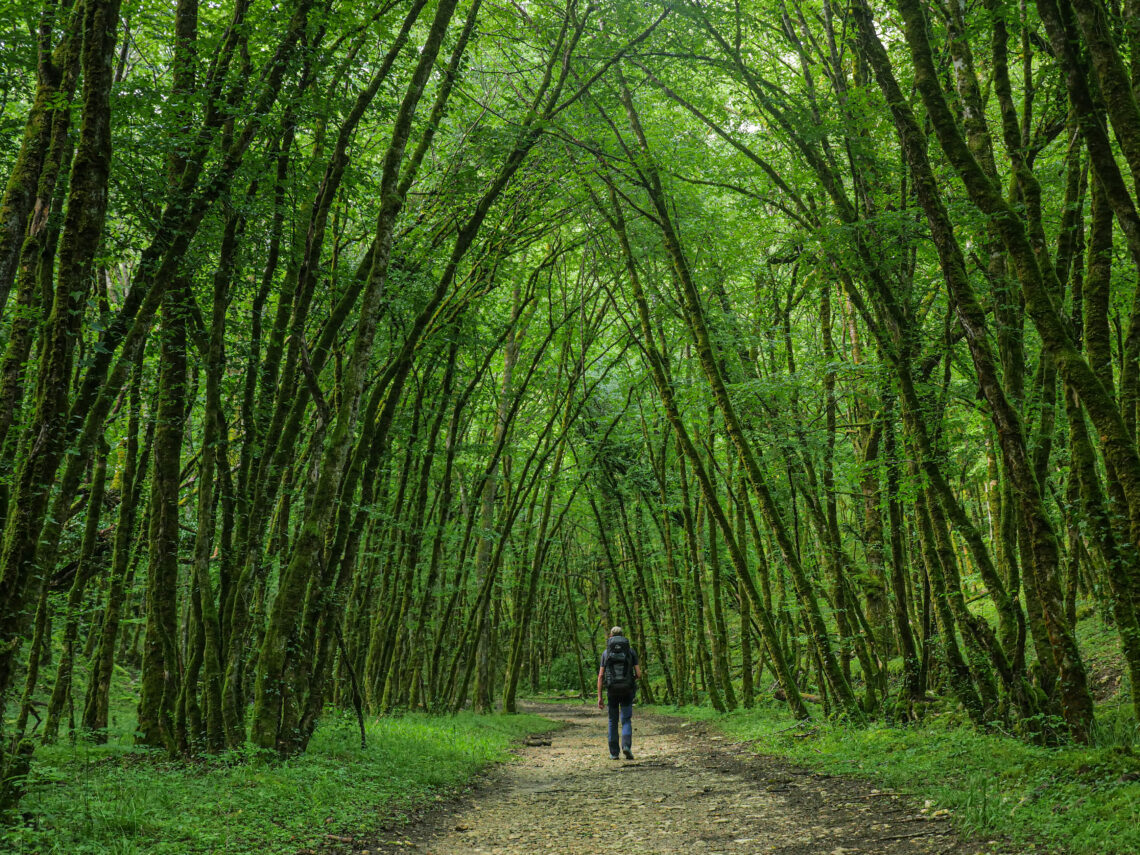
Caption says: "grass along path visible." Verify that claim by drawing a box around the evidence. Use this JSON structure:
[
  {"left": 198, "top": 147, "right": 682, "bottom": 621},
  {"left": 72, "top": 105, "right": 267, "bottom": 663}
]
[
  {"left": 6, "top": 712, "right": 551, "bottom": 855},
  {"left": 361, "top": 702, "right": 989, "bottom": 855}
]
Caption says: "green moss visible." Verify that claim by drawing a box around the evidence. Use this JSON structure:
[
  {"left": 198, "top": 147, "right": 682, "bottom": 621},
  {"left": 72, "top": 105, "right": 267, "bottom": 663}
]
[{"left": 6, "top": 711, "right": 552, "bottom": 854}]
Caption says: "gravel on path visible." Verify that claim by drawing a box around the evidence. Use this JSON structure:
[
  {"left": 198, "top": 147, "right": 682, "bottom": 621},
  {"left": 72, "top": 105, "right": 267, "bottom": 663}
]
[{"left": 348, "top": 702, "right": 1018, "bottom": 855}]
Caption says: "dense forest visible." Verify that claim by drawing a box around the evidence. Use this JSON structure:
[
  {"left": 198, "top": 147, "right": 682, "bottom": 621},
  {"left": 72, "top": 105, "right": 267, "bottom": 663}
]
[{"left": 1, "top": 0, "right": 1139, "bottom": 823}]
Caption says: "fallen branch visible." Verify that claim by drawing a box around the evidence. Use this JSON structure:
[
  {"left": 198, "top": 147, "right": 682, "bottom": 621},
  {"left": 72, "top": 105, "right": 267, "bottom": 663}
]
[{"left": 774, "top": 687, "right": 822, "bottom": 704}]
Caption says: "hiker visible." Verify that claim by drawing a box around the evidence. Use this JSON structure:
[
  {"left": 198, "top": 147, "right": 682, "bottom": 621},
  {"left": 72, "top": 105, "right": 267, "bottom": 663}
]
[{"left": 597, "top": 626, "right": 641, "bottom": 760}]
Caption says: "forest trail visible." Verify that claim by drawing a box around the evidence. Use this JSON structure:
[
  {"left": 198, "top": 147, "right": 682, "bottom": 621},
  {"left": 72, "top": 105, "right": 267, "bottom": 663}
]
[{"left": 357, "top": 704, "right": 987, "bottom": 855}]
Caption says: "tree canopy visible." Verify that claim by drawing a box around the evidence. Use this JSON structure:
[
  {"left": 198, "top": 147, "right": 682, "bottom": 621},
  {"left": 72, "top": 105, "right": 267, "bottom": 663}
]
[{"left": 1, "top": 0, "right": 1139, "bottom": 814}]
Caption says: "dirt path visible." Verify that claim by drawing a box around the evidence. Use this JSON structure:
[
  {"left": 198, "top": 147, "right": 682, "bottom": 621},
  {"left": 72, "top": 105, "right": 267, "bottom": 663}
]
[{"left": 350, "top": 703, "right": 1007, "bottom": 855}]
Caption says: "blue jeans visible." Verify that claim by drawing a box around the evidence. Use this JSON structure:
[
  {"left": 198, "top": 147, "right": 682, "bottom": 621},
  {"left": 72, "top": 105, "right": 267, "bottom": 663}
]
[{"left": 607, "top": 693, "right": 633, "bottom": 755}]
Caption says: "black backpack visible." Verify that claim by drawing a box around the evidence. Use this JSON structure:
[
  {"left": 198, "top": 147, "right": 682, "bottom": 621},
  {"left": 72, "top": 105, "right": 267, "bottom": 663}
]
[{"left": 604, "top": 636, "right": 635, "bottom": 693}]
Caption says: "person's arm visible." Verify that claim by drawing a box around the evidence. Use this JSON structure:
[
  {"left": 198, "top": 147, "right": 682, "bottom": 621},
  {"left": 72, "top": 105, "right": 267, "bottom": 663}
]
[{"left": 597, "top": 666, "right": 605, "bottom": 709}]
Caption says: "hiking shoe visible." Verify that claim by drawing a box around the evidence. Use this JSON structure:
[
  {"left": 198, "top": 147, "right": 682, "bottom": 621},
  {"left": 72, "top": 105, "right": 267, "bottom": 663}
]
[
  {"left": 610, "top": 753, "right": 620, "bottom": 760},
  {"left": 622, "top": 748, "right": 634, "bottom": 760}
]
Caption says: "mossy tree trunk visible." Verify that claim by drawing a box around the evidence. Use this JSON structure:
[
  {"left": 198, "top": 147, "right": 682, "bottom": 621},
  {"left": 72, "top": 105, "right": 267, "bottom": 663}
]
[
  {"left": 0, "top": 0, "right": 122, "bottom": 806},
  {"left": 82, "top": 356, "right": 148, "bottom": 740},
  {"left": 42, "top": 435, "right": 110, "bottom": 743},
  {"left": 137, "top": 281, "right": 190, "bottom": 753}
]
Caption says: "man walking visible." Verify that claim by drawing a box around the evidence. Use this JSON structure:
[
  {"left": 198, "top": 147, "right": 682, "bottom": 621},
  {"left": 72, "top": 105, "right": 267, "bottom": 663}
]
[{"left": 597, "top": 626, "right": 641, "bottom": 760}]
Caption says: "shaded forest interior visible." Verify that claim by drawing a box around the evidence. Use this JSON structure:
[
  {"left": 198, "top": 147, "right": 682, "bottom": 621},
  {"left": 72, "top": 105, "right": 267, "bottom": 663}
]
[{"left": 1, "top": 0, "right": 1139, "bottom": 818}]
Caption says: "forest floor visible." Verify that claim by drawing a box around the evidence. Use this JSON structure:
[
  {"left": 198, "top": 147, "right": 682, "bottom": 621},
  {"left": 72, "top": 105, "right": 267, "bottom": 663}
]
[{"left": 346, "top": 703, "right": 1005, "bottom": 855}]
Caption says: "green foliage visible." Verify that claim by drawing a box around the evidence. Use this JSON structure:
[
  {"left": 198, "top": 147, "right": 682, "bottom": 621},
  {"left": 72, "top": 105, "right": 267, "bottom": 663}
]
[
  {"left": 6, "top": 712, "right": 551, "bottom": 854},
  {"left": 542, "top": 652, "right": 590, "bottom": 692}
]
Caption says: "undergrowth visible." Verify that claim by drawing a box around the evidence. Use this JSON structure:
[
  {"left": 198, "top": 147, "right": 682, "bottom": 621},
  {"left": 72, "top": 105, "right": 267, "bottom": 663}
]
[{"left": 4, "top": 711, "right": 551, "bottom": 854}]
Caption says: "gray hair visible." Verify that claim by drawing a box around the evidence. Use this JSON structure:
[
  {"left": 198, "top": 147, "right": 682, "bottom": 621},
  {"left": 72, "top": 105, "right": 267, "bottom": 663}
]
[{"left": 610, "top": 626, "right": 623, "bottom": 637}]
